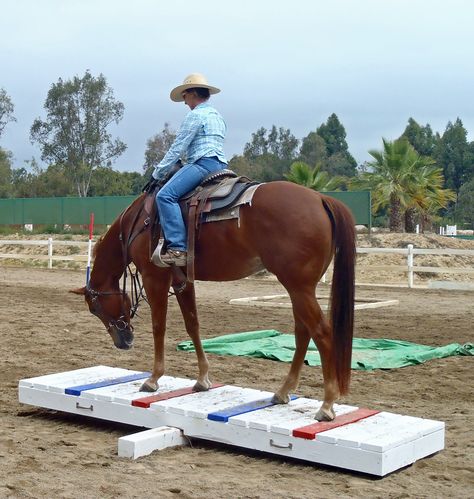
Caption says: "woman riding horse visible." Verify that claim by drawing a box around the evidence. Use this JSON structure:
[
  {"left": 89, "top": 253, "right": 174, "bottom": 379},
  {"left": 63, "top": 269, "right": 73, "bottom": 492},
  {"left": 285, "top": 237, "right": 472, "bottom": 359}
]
[{"left": 152, "top": 73, "right": 227, "bottom": 267}]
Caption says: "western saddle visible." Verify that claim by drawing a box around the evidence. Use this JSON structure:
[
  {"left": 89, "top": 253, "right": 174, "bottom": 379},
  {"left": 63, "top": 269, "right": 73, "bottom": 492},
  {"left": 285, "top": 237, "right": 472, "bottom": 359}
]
[{"left": 145, "top": 167, "right": 260, "bottom": 288}]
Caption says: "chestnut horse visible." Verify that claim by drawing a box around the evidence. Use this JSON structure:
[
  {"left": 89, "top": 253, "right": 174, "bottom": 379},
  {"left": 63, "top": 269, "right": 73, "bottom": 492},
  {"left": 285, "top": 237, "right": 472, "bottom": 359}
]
[{"left": 72, "top": 181, "right": 355, "bottom": 421}]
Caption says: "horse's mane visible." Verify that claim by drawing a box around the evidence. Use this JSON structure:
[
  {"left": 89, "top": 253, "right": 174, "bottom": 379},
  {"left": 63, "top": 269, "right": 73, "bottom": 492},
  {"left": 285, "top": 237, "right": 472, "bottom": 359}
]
[
  {"left": 92, "top": 235, "right": 104, "bottom": 259},
  {"left": 92, "top": 193, "right": 146, "bottom": 260}
]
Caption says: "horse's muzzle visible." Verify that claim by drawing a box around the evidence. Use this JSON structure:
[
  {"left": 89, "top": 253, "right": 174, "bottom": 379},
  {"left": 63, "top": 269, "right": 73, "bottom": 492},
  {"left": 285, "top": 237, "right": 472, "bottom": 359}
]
[{"left": 108, "top": 321, "right": 134, "bottom": 350}]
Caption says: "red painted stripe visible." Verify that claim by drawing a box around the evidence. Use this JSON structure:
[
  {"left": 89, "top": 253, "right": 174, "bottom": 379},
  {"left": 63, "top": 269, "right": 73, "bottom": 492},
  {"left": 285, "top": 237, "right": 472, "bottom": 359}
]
[
  {"left": 292, "top": 408, "right": 380, "bottom": 440},
  {"left": 132, "top": 383, "right": 224, "bottom": 408}
]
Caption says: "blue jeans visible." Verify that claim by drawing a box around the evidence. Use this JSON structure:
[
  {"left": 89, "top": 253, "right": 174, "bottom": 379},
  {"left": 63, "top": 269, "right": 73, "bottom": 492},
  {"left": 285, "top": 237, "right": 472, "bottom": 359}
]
[{"left": 156, "top": 157, "right": 226, "bottom": 251}]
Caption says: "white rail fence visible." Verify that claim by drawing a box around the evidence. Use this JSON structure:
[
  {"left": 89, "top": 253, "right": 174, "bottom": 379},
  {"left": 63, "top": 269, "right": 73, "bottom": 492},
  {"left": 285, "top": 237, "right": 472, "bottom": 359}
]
[
  {"left": 1, "top": 240, "right": 474, "bottom": 287},
  {"left": 356, "top": 245, "right": 474, "bottom": 288},
  {"left": 0, "top": 239, "right": 92, "bottom": 269}
]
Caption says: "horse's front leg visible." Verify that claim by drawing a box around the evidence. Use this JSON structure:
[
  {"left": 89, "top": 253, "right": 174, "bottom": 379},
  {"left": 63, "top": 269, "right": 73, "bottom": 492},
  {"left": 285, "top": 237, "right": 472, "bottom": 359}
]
[
  {"left": 175, "top": 283, "right": 211, "bottom": 391},
  {"left": 140, "top": 278, "right": 170, "bottom": 392}
]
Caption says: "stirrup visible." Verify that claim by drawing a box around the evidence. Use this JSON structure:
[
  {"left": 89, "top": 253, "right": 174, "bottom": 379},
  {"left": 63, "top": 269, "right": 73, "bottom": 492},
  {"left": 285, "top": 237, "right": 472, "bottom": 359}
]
[{"left": 151, "top": 239, "right": 169, "bottom": 267}]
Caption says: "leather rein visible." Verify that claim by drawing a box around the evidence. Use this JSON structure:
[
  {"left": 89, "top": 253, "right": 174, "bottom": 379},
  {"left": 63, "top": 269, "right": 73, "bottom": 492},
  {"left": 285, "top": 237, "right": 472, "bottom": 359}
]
[{"left": 84, "top": 197, "right": 150, "bottom": 332}]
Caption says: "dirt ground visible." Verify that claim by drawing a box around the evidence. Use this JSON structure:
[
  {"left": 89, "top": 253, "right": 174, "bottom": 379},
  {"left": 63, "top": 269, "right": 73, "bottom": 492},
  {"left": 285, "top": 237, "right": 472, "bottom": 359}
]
[{"left": 1, "top": 265, "right": 473, "bottom": 499}]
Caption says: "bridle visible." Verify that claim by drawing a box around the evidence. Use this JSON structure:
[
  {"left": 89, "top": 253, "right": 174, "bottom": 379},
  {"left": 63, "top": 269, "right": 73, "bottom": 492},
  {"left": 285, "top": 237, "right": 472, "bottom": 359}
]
[
  {"left": 86, "top": 197, "right": 151, "bottom": 333},
  {"left": 85, "top": 284, "right": 133, "bottom": 333}
]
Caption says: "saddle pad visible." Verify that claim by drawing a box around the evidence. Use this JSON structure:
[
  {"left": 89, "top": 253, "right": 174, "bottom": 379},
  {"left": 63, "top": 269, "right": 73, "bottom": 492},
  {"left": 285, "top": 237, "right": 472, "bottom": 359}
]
[{"left": 203, "top": 184, "right": 261, "bottom": 224}]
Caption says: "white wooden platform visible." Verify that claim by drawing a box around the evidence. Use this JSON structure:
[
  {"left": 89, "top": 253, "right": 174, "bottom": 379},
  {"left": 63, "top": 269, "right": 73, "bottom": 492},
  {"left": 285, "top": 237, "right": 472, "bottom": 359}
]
[{"left": 18, "top": 365, "right": 444, "bottom": 476}]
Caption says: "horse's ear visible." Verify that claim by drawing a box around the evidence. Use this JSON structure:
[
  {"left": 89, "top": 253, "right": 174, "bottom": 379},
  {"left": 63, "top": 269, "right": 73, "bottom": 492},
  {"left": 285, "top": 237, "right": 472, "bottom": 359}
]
[{"left": 69, "top": 287, "right": 86, "bottom": 296}]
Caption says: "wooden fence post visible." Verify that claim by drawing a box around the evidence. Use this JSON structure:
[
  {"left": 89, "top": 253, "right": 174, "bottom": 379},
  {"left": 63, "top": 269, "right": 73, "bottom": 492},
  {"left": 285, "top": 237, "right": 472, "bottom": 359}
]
[
  {"left": 48, "top": 238, "right": 53, "bottom": 269},
  {"left": 407, "top": 244, "right": 414, "bottom": 288}
]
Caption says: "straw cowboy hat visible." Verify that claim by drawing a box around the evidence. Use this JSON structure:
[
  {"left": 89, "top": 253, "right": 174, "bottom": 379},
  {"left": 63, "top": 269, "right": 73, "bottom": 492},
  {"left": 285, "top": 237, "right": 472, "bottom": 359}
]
[{"left": 170, "top": 73, "right": 221, "bottom": 102}]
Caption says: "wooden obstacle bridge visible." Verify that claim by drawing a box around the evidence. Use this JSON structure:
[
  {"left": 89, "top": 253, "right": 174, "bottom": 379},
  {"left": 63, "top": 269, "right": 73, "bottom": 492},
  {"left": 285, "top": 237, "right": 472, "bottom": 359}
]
[{"left": 18, "top": 366, "right": 444, "bottom": 476}]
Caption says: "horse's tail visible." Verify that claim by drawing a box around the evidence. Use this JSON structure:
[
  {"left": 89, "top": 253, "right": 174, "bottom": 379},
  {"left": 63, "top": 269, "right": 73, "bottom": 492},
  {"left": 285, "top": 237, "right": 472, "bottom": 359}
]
[{"left": 321, "top": 195, "right": 356, "bottom": 395}]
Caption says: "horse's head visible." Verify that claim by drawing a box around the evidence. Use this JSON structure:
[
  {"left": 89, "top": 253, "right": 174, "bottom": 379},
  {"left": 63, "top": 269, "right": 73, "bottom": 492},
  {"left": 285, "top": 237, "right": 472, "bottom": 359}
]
[{"left": 70, "top": 285, "right": 135, "bottom": 350}]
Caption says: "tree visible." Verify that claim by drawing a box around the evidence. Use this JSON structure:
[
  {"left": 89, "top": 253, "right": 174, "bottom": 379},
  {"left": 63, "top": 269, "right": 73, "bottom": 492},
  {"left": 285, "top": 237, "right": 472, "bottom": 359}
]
[
  {"left": 244, "top": 125, "right": 298, "bottom": 161},
  {"left": 143, "top": 122, "right": 176, "bottom": 178},
  {"left": 243, "top": 126, "right": 298, "bottom": 181},
  {"left": 0, "top": 148, "right": 13, "bottom": 197},
  {"left": 457, "top": 178, "right": 474, "bottom": 226},
  {"left": 268, "top": 125, "right": 299, "bottom": 160},
  {"left": 9, "top": 157, "right": 40, "bottom": 198},
  {"left": 228, "top": 155, "right": 263, "bottom": 180},
  {"left": 325, "top": 152, "right": 357, "bottom": 177},
  {"left": 316, "top": 113, "right": 348, "bottom": 155},
  {"left": 30, "top": 71, "right": 127, "bottom": 197},
  {"left": 0, "top": 88, "right": 16, "bottom": 139},
  {"left": 10, "top": 159, "right": 72, "bottom": 198},
  {"left": 89, "top": 166, "right": 143, "bottom": 196},
  {"left": 352, "top": 138, "right": 447, "bottom": 232},
  {"left": 404, "top": 159, "right": 455, "bottom": 232},
  {"left": 400, "top": 118, "right": 438, "bottom": 157},
  {"left": 300, "top": 114, "right": 357, "bottom": 177},
  {"left": 299, "top": 132, "right": 328, "bottom": 166},
  {"left": 468, "top": 141, "right": 474, "bottom": 182},
  {"left": 316, "top": 113, "right": 357, "bottom": 175},
  {"left": 10, "top": 167, "right": 31, "bottom": 198},
  {"left": 434, "top": 118, "right": 473, "bottom": 195},
  {"left": 243, "top": 127, "right": 269, "bottom": 159},
  {"left": 29, "top": 163, "right": 73, "bottom": 197},
  {"left": 285, "top": 161, "right": 343, "bottom": 191}
]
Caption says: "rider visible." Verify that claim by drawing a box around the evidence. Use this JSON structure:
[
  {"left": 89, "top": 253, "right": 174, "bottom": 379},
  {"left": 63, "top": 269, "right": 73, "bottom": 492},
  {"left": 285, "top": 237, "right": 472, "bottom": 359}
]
[{"left": 151, "top": 73, "right": 228, "bottom": 267}]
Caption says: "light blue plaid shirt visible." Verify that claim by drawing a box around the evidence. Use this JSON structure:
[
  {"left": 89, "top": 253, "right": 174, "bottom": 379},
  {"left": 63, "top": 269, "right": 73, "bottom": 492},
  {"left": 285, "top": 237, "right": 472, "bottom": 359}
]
[{"left": 153, "top": 102, "right": 227, "bottom": 178}]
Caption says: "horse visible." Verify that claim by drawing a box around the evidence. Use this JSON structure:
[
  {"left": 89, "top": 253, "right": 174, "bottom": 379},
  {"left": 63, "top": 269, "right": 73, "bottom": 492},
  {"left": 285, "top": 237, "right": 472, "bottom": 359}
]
[{"left": 71, "top": 180, "right": 355, "bottom": 421}]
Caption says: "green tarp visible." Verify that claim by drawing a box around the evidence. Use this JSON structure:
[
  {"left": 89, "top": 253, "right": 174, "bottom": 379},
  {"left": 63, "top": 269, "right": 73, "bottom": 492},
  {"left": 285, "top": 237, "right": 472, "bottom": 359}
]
[{"left": 177, "top": 330, "right": 473, "bottom": 370}]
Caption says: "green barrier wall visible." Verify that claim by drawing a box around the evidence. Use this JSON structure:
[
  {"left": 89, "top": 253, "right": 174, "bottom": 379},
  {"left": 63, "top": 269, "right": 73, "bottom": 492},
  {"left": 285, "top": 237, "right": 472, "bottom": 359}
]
[
  {"left": 324, "top": 191, "right": 371, "bottom": 229},
  {"left": 0, "top": 196, "right": 135, "bottom": 225},
  {"left": 0, "top": 191, "right": 371, "bottom": 227}
]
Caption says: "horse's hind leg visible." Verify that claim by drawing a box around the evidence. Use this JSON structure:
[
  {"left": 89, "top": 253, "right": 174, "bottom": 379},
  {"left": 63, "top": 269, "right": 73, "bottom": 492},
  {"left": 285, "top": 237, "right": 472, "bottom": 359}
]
[
  {"left": 175, "top": 283, "right": 211, "bottom": 391},
  {"left": 274, "top": 288, "right": 339, "bottom": 421},
  {"left": 310, "top": 314, "right": 339, "bottom": 421}
]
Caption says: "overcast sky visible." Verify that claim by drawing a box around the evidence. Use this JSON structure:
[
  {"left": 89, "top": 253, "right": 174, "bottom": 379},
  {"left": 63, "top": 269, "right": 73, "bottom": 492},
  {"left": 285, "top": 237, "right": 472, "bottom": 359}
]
[{"left": 1, "top": 0, "right": 473, "bottom": 172}]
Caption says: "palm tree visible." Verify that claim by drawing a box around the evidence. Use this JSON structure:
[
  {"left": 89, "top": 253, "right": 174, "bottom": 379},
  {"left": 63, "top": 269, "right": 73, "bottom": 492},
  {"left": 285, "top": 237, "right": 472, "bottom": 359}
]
[
  {"left": 285, "top": 161, "right": 343, "bottom": 191},
  {"left": 406, "top": 162, "right": 456, "bottom": 231},
  {"left": 352, "top": 138, "right": 454, "bottom": 232},
  {"left": 360, "top": 139, "right": 417, "bottom": 231}
]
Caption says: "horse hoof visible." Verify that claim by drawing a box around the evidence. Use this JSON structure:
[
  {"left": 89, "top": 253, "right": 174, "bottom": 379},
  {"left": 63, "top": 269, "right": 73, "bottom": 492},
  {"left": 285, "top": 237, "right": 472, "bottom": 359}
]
[
  {"left": 193, "top": 380, "right": 211, "bottom": 392},
  {"left": 140, "top": 379, "right": 158, "bottom": 392},
  {"left": 314, "top": 407, "right": 335, "bottom": 421},
  {"left": 271, "top": 393, "right": 290, "bottom": 404}
]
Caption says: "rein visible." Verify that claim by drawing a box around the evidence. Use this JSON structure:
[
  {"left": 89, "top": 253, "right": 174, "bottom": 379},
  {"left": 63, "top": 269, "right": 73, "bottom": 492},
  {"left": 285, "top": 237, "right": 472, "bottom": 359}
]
[
  {"left": 117, "top": 199, "right": 150, "bottom": 318},
  {"left": 86, "top": 197, "right": 151, "bottom": 331},
  {"left": 127, "top": 263, "right": 149, "bottom": 317}
]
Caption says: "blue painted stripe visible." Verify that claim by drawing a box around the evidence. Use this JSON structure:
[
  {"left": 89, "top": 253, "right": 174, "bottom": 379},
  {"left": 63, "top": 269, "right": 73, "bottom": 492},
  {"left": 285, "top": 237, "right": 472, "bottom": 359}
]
[
  {"left": 64, "top": 372, "right": 151, "bottom": 396},
  {"left": 208, "top": 394, "right": 298, "bottom": 422}
]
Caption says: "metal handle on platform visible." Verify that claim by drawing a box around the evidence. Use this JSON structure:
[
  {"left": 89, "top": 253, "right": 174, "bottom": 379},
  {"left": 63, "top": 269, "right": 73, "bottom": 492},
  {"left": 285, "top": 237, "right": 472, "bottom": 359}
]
[
  {"left": 76, "top": 402, "right": 94, "bottom": 411},
  {"left": 270, "top": 439, "right": 293, "bottom": 450}
]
